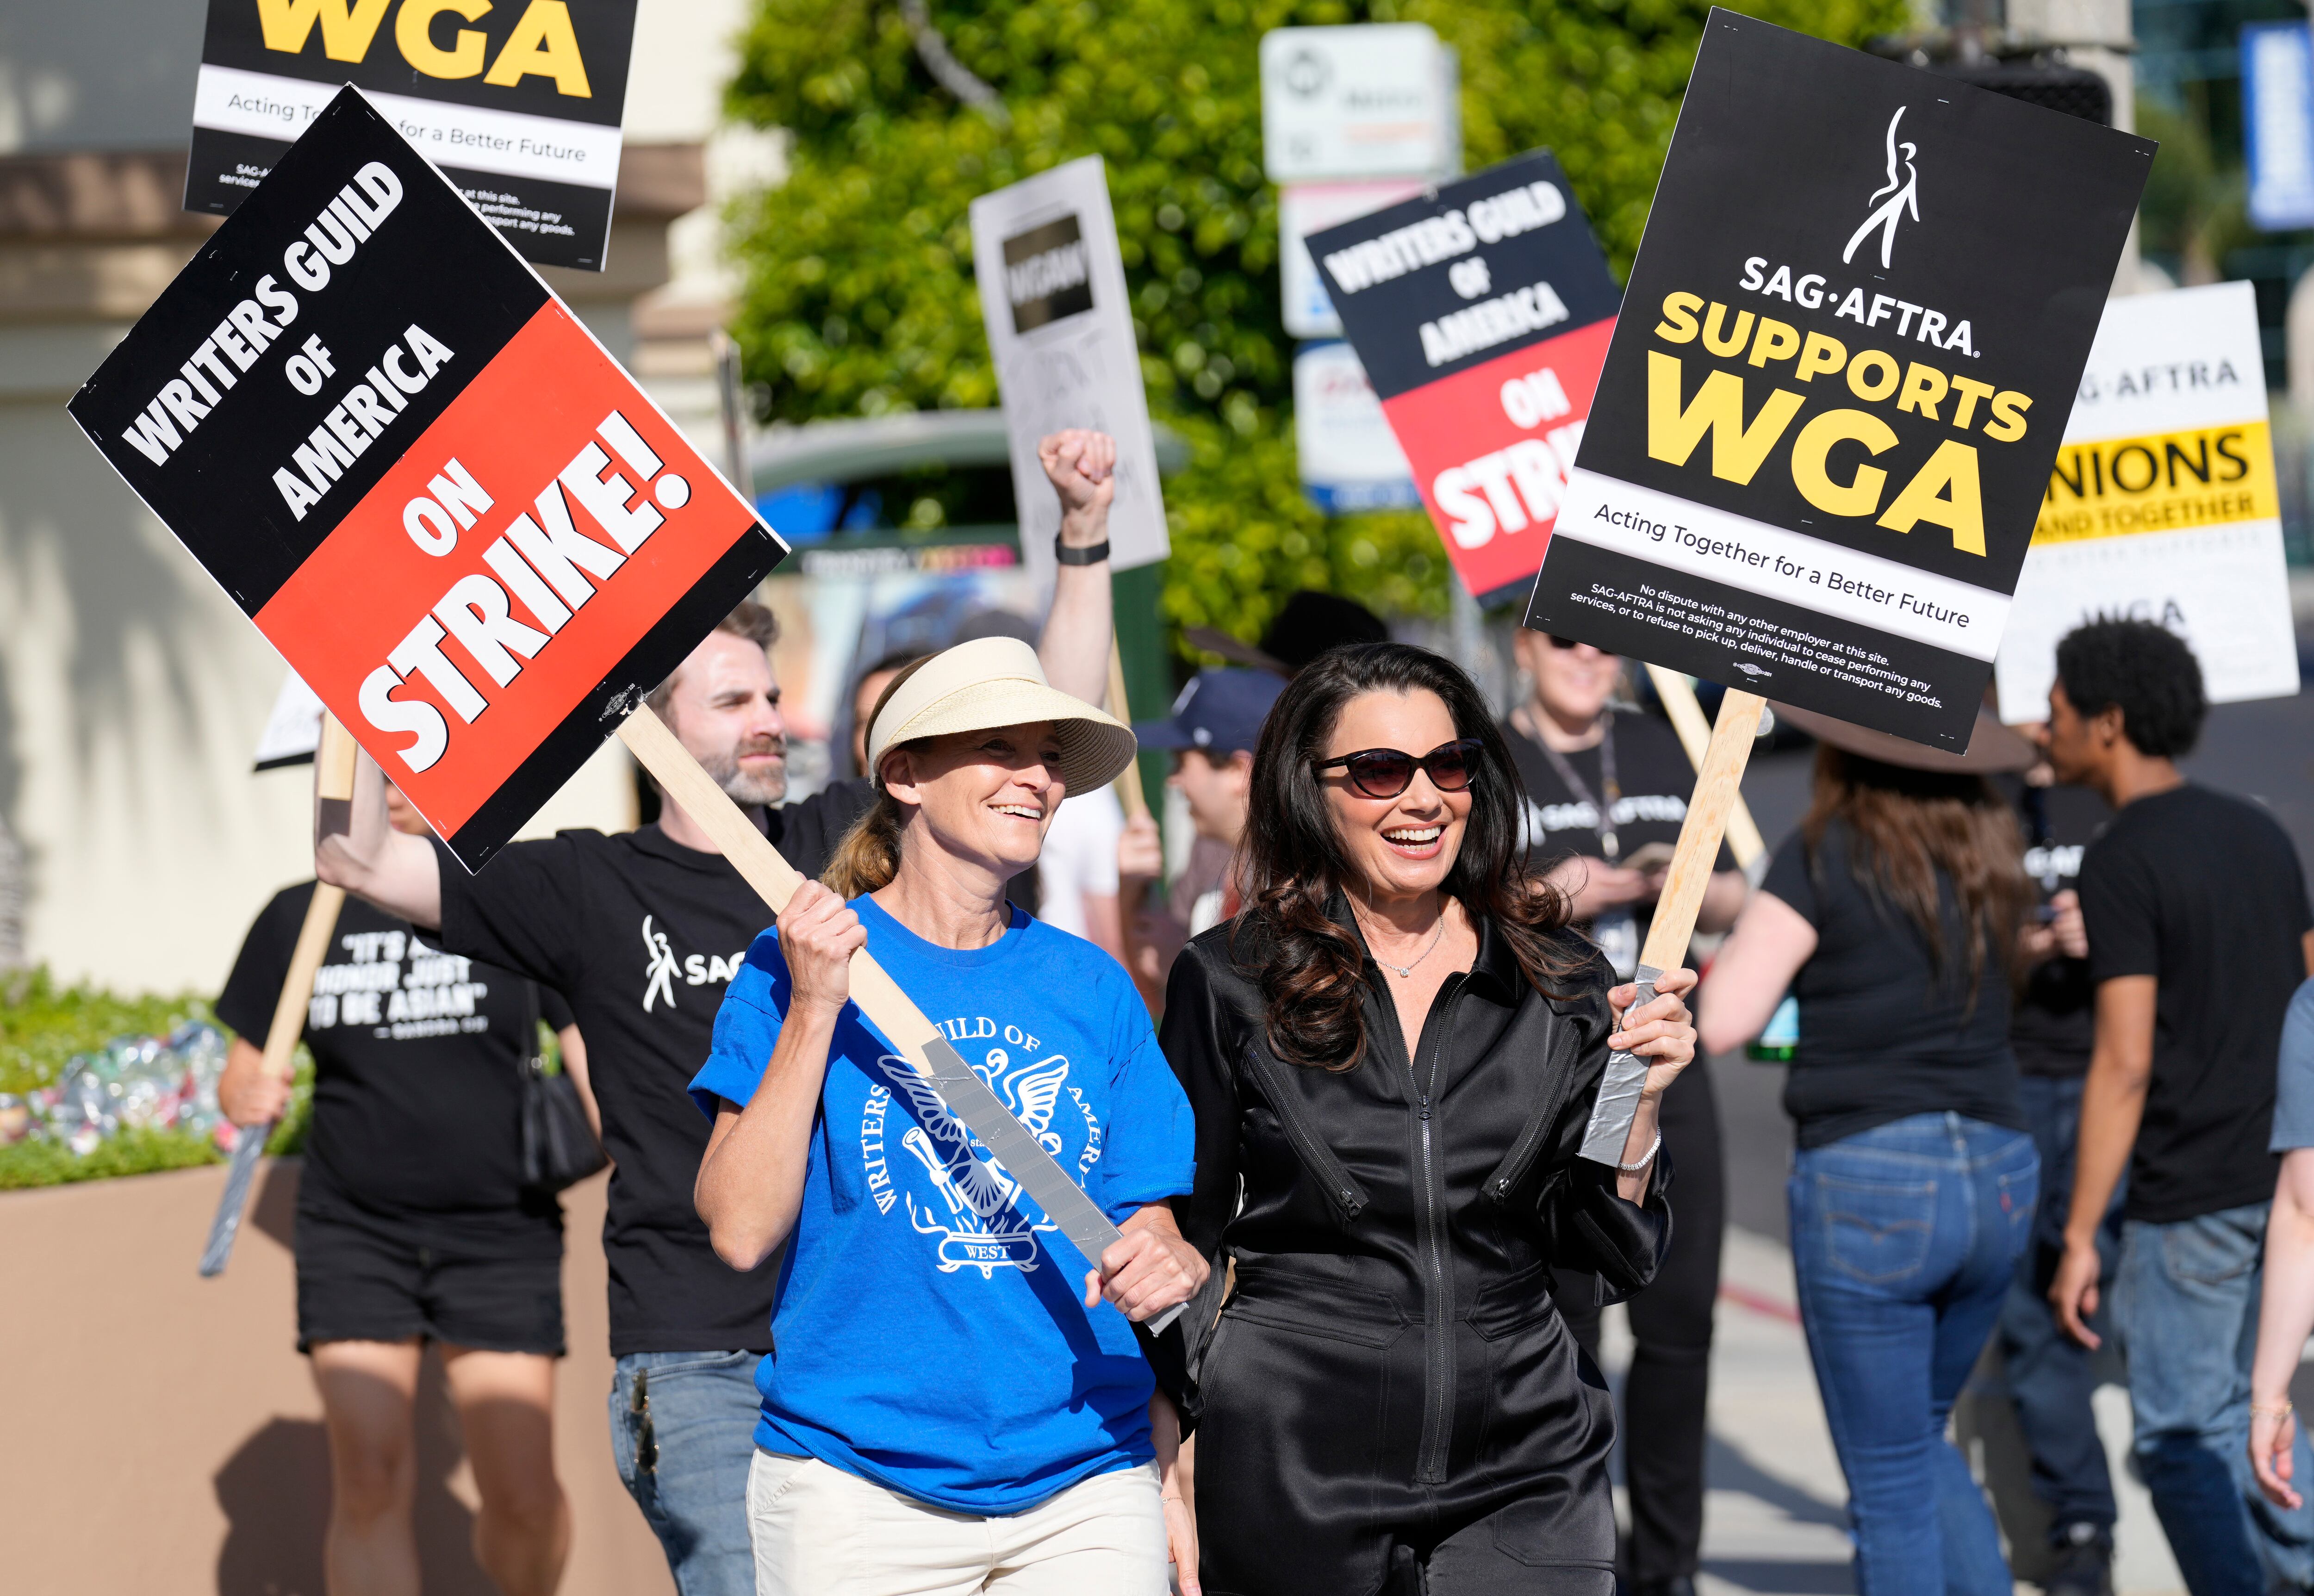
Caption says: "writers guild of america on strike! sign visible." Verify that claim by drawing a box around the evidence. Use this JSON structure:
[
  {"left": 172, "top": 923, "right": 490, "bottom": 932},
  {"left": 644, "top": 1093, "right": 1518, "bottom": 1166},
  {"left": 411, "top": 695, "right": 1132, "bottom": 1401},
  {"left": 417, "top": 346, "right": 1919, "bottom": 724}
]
[
  {"left": 188, "top": 0, "right": 640, "bottom": 272},
  {"left": 70, "top": 88, "right": 787, "bottom": 869},
  {"left": 1530, "top": 11, "right": 2153, "bottom": 748},
  {"left": 1306, "top": 149, "right": 1622, "bottom": 605}
]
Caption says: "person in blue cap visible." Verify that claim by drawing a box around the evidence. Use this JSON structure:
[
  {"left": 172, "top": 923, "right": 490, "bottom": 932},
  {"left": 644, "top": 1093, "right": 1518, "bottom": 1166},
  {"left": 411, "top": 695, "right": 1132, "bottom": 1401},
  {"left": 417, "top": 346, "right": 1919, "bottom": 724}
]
[{"left": 1118, "top": 669, "right": 1287, "bottom": 998}]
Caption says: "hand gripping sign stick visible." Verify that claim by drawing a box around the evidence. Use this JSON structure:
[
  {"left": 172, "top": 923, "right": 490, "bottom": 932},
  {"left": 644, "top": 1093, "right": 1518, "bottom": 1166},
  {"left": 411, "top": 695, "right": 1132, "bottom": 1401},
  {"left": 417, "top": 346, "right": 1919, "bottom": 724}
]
[
  {"left": 200, "top": 715, "right": 359, "bottom": 1277},
  {"left": 1576, "top": 689, "right": 1765, "bottom": 1165},
  {"left": 615, "top": 706, "right": 1184, "bottom": 1333},
  {"left": 1642, "top": 665, "right": 1765, "bottom": 871}
]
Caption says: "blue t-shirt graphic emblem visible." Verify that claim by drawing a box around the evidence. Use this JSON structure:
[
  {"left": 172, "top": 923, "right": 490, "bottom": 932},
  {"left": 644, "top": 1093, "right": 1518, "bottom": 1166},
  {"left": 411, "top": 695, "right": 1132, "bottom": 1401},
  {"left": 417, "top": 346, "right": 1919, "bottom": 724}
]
[{"left": 877, "top": 1036, "right": 1074, "bottom": 1275}]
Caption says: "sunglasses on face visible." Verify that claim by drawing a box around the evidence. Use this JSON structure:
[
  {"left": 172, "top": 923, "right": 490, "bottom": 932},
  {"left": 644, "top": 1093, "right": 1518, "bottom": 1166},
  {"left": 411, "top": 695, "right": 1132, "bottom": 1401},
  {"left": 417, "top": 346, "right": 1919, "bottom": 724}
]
[
  {"left": 1313, "top": 739, "right": 1485, "bottom": 800},
  {"left": 1547, "top": 635, "right": 1617, "bottom": 654}
]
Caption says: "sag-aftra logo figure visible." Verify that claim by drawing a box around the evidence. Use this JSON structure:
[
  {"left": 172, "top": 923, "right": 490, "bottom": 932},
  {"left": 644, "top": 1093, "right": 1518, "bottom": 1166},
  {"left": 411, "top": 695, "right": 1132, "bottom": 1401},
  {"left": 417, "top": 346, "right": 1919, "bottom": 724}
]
[{"left": 1843, "top": 107, "right": 1921, "bottom": 270}]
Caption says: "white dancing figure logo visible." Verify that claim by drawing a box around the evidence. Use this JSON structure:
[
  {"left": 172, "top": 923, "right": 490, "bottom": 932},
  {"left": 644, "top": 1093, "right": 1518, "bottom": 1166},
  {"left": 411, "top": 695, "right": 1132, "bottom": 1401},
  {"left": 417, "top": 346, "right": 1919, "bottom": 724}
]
[
  {"left": 1842, "top": 106, "right": 1920, "bottom": 270},
  {"left": 640, "top": 916, "right": 678, "bottom": 1012},
  {"left": 862, "top": 1021, "right": 1105, "bottom": 1280}
]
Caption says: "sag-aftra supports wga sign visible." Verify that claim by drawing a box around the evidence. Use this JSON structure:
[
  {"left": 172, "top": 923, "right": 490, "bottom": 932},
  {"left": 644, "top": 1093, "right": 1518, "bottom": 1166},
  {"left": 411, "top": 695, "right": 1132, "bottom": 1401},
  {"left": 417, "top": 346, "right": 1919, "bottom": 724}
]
[
  {"left": 188, "top": 0, "right": 641, "bottom": 270},
  {"left": 1530, "top": 9, "right": 2152, "bottom": 750}
]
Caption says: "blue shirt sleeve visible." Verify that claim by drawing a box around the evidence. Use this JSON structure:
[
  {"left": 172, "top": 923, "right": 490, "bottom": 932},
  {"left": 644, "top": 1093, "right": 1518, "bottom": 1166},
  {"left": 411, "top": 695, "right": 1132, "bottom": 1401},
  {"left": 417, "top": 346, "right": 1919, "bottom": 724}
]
[
  {"left": 688, "top": 929, "right": 791, "bottom": 1121},
  {"left": 2271, "top": 979, "right": 2314, "bottom": 1153},
  {"left": 1093, "top": 984, "right": 1197, "bottom": 1219}
]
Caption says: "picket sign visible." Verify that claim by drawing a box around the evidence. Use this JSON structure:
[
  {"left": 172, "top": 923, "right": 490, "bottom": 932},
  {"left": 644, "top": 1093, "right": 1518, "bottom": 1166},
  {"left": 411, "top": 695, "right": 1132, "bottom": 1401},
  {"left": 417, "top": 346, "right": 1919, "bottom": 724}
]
[
  {"left": 614, "top": 706, "right": 1182, "bottom": 1333},
  {"left": 1105, "top": 639, "right": 1148, "bottom": 820},
  {"left": 1642, "top": 665, "right": 1765, "bottom": 870},
  {"left": 1574, "top": 689, "right": 1764, "bottom": 1163},
  {"left": 199, "top": 715, "right": 359, "bottom": 1277}
]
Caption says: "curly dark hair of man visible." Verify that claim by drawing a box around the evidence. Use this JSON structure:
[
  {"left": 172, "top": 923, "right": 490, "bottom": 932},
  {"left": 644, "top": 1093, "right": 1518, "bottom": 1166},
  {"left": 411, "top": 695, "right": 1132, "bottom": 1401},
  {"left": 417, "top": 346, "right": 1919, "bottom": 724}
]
[
  {"left": 1233, "top": 641, "right": 1590, "bottom": 1070},
  {"left": 2053, "top": 618, "right": 2207, "bottom": 759},
  {"left": 1801, "top": 748, "right": 2031, "bottom": 1006}
]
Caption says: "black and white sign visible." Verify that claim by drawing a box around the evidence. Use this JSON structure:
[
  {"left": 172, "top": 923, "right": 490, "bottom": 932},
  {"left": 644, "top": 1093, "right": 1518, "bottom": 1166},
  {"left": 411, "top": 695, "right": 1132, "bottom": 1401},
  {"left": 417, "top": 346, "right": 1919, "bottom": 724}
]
[
  {"left": 970, "top": 156, "right": 1168, "bottom": 579},
  {"left": 187, "top": 0, "right": 639, "bottom": 271},
  {"left": 1527, "top": 12, "right": 2152, "bottom": 747}
]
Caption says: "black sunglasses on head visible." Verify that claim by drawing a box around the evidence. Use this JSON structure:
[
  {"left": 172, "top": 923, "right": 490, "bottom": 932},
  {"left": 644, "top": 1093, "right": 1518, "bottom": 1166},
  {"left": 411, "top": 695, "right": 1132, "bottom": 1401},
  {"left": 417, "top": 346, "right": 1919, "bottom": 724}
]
[{"left": 1313, "top": 738, "right": 1485, "bottom": 800}]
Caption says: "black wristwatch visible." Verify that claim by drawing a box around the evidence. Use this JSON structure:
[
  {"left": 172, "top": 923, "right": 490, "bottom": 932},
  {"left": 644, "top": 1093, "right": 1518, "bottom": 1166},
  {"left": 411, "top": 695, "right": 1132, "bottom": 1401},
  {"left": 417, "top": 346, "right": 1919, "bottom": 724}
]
[{"left": 1054, "top": 534, "right": 1111, "bottom": 566}]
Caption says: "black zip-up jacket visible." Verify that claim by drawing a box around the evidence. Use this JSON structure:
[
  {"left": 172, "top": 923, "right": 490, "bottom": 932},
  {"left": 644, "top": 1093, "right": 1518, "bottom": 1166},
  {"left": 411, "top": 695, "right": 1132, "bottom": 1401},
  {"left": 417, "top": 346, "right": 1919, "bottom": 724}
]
[{"left": 1155, "top": 906, "right": 1673, "bottom": 1595}]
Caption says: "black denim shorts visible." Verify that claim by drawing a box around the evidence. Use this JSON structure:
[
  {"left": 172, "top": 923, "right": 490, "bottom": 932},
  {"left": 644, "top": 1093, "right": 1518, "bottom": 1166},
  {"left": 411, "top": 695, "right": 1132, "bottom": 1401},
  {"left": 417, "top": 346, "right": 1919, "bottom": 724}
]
[{"left": 294, "top": 1201, "right": 565, "bottom": 1356}]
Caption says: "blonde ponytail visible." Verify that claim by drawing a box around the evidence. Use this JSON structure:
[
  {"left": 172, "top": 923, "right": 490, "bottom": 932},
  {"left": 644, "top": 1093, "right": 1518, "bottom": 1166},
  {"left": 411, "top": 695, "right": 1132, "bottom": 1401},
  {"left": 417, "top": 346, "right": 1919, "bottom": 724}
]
[{"left": 821, "top": 791, "right": 908, "bottom": 897}]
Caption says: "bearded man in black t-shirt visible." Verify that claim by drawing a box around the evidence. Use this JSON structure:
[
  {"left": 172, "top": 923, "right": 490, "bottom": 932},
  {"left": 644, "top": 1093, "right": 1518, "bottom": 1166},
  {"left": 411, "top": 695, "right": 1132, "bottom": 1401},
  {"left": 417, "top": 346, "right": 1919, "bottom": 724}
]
[
  {"left": 314, "top": 430, "right": 1124, "bottom": 1596},
  {"left": 2044, "top": 620, "right": 2314, "bottom": 1595},
  {"left": 1500, "top": 627, "right": 1746, "bottom": 1596}
]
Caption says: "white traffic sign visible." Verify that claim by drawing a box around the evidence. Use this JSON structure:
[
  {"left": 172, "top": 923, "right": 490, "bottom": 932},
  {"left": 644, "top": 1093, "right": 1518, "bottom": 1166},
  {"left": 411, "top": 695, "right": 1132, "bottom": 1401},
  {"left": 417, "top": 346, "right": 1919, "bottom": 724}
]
[
  {"left": 1294, "top": 342, "right": 1418, "bottom": 513},
  {"left": 1261, "top": 24, "right": 1452, "bottom": 184},
  {"left": 1280, "top": 179, "right": 1430, "bottom": 338}
]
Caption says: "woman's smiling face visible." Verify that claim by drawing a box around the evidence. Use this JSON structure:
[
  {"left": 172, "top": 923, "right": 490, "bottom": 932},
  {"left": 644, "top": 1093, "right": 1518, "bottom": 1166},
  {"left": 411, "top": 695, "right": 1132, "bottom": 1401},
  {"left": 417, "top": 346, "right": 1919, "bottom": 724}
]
[
  {"left": 1318, "top": 689, "right": 1472, "bottom": 903},
  {"left": 883, "top": 720, "right": 1066, "bottom": 880}
]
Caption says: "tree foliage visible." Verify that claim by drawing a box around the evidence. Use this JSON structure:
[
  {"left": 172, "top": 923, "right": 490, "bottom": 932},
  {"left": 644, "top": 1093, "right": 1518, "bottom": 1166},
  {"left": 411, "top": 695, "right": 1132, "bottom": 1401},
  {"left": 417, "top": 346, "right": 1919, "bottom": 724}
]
[{"left": 724, "top": 0, "right": 1907, "bottom": 650}]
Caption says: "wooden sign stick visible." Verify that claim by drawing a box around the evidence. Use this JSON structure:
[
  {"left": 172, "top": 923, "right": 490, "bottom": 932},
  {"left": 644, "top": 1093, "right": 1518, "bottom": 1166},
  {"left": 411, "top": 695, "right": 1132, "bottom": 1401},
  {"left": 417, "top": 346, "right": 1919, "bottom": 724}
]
[
  {"left": 1576, "top": 689, "right": 1766, "bottom": 1165},
  {"left": 1642, "top": 664, "right": 1766, "bottom": 869},
  {"left": 1106, "top": 638, "right": 1148, "bottom": 820},
  {"left": 199, "top": 714, "right": 359, "bottom": 1276},
  {"left": 615, "top": 706, "right": 1181, "bottom": 1329}
]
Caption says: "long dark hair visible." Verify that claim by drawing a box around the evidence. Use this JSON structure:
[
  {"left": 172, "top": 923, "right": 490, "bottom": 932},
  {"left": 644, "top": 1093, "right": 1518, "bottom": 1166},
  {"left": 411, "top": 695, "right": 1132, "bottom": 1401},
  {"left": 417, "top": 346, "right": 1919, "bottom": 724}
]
[
  {"left": 1233, "top": 642, "right": 1591, "bottom": 1070},
  {"left": 1802, "top": 747, "right": 2030, "bottom": 1003}
]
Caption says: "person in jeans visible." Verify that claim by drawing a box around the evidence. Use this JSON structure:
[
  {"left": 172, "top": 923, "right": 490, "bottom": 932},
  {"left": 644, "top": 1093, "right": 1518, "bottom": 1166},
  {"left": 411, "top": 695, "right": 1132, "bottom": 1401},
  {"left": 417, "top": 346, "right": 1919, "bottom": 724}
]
[
  {"left": 1702, "top": 702, "right": 2041, "bottom": 1596},
  {"left": 1503, "top": 628, "right": 1746, "bottom": 1596},
  {"left": 2044, "top": 619, "right": 2314, "bottom": 1596},
  {"left": 2251, "top": 979, "right": 2314, "bottom": 1514},
  {"left": 1994, "top": 764, "right": 2123, "bottom": 1596},
  {"left": 318, "top": 432, "right": 1127, "bottom": 1596},
  {"left": 691, "top": 638, "right": 1204, "bottom": 1593}
]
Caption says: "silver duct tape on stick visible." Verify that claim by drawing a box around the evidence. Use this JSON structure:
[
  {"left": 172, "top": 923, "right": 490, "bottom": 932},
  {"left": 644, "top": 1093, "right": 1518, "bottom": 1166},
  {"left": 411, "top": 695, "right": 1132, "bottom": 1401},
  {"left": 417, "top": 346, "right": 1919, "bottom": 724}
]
[
  {"left": 1574, "top": 690, "right": 1766, "bottom": 1168},
  {"left": 1578, "top": 967, "right": 1659, "bottom": 1164},
  {"left": 198, "top": 1127, "right": 272, "bottom": 1277},
  {"left": 614, "top": 707, "right": 1185, "bottom": 1335},
  {"left": 202, "top": 716, "right": 358, "bottom": 1275},
  {"left": 925, "top": 1036, "right": 1184, "bottom": 1335}
]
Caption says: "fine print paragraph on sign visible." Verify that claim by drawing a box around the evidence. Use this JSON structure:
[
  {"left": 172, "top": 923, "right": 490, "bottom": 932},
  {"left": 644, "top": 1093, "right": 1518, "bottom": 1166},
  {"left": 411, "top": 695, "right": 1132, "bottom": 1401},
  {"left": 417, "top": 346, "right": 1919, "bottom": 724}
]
[{"left": 187, "top": 0, "right": 639, "bottom": 272}]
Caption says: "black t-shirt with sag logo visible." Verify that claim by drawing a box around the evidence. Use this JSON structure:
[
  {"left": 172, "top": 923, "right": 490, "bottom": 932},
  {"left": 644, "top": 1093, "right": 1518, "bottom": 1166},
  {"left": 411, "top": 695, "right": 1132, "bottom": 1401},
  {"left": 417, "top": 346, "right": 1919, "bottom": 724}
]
[
  {"left": 430, "top": 781, "right": 875, "bottom": 1355},
  {"left": 1505, "top": 710, "right": 1730, "bottom": 977},
  {"left": 216, "top": 884, "right": 573, "bottom": 1253}
]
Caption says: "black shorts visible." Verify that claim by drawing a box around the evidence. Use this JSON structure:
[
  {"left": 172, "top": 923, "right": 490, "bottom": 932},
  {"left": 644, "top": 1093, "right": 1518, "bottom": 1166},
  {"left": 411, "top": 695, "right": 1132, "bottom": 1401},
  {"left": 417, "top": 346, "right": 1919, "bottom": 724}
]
[{"left": 294, "top": 1201, "right": 565, "bottom": 1356}]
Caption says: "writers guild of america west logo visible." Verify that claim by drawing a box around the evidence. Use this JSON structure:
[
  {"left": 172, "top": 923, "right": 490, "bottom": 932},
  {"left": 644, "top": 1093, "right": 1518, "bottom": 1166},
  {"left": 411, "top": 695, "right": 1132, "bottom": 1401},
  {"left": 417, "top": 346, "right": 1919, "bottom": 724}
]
[
  {"left": 1842, "top": 107, "right": 1920, "bottom": 270},
  {"left": 862, "top": 1022, "right": 1104, "bottom": 1278}
]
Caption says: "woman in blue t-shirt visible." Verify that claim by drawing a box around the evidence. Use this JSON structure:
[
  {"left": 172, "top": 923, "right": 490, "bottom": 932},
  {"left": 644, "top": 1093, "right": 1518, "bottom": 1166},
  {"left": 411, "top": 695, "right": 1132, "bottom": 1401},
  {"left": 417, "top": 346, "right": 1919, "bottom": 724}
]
[{"left": 688, "top": 636, "right": 1207, "bottom": 1596}]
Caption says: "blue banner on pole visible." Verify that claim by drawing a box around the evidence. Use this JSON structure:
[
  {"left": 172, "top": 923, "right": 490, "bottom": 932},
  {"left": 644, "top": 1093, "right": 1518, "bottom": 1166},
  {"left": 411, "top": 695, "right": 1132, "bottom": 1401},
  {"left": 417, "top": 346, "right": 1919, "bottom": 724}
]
[{"left": 2245, "top": 22, "right": 2314, "bottom": 232}]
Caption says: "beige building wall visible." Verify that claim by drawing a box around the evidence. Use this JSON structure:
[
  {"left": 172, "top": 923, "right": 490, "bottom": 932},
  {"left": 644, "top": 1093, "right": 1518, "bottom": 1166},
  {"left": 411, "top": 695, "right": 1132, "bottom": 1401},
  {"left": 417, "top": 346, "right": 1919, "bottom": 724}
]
[{"left": 0, "top": 0, "right": 757, "bottom": 995}]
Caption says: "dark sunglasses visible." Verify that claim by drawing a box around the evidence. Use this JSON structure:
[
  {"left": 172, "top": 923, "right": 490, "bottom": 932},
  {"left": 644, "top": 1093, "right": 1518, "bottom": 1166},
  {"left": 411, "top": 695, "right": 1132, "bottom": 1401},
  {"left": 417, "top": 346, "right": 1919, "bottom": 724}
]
[
  {"left": 1313, "top": 739, "right": 1485, "bottom": 800},
  {"left": 1547, "top": 634, "right": 1615, "bottom": 652}
]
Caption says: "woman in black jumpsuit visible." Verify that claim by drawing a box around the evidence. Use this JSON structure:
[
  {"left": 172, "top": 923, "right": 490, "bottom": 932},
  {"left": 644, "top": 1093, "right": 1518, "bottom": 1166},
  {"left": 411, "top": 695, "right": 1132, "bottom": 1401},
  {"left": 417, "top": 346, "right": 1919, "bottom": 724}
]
[{"left": 1157, "top": 643, "right": 1699, "bottom": 1596}]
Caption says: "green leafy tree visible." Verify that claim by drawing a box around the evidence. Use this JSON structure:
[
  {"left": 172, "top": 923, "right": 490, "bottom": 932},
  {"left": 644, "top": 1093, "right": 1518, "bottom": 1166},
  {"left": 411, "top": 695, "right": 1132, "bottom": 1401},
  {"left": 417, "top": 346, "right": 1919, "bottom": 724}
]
[{"left": 725, "top": 0, "right": 1907, "bottom": 652}]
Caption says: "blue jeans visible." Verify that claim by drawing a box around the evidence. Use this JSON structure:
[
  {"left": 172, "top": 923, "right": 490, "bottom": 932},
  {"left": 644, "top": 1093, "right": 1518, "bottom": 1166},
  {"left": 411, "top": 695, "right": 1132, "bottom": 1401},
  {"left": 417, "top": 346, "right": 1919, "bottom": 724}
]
[
  {"left": 2115, "top": 1204, "right": 2314, "bottom": 1596},
  {"left": 1790, "top": 1113, "right": 2038, "bottom": 1596},
  {"left": 1997, "top": 1073, "right": 2123, "bottom": 1538},
  {"left": 608, "top": 1350, "right": 764, "bottom": 1596}
]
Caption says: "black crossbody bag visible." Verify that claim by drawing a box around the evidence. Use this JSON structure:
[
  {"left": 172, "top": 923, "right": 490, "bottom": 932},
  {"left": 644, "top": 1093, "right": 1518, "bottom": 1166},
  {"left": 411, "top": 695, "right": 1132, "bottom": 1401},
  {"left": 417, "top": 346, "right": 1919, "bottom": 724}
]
[{"left": 518, "top": 984, "right": 606, "bottom": 1196}]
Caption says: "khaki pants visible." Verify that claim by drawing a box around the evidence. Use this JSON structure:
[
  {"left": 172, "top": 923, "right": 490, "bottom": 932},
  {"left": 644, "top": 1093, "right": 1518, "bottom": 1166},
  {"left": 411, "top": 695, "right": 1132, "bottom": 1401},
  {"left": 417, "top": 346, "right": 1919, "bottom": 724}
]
[{"left": 745, "top": 1450, "right": 1167, "bottom": 1596}]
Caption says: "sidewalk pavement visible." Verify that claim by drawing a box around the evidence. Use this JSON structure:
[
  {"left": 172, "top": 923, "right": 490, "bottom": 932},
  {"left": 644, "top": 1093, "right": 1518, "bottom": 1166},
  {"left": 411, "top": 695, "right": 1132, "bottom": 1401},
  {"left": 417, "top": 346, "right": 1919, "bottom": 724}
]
[{"left": 1594, "top": 1224, "right": 2189, "bottom": 1596}]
